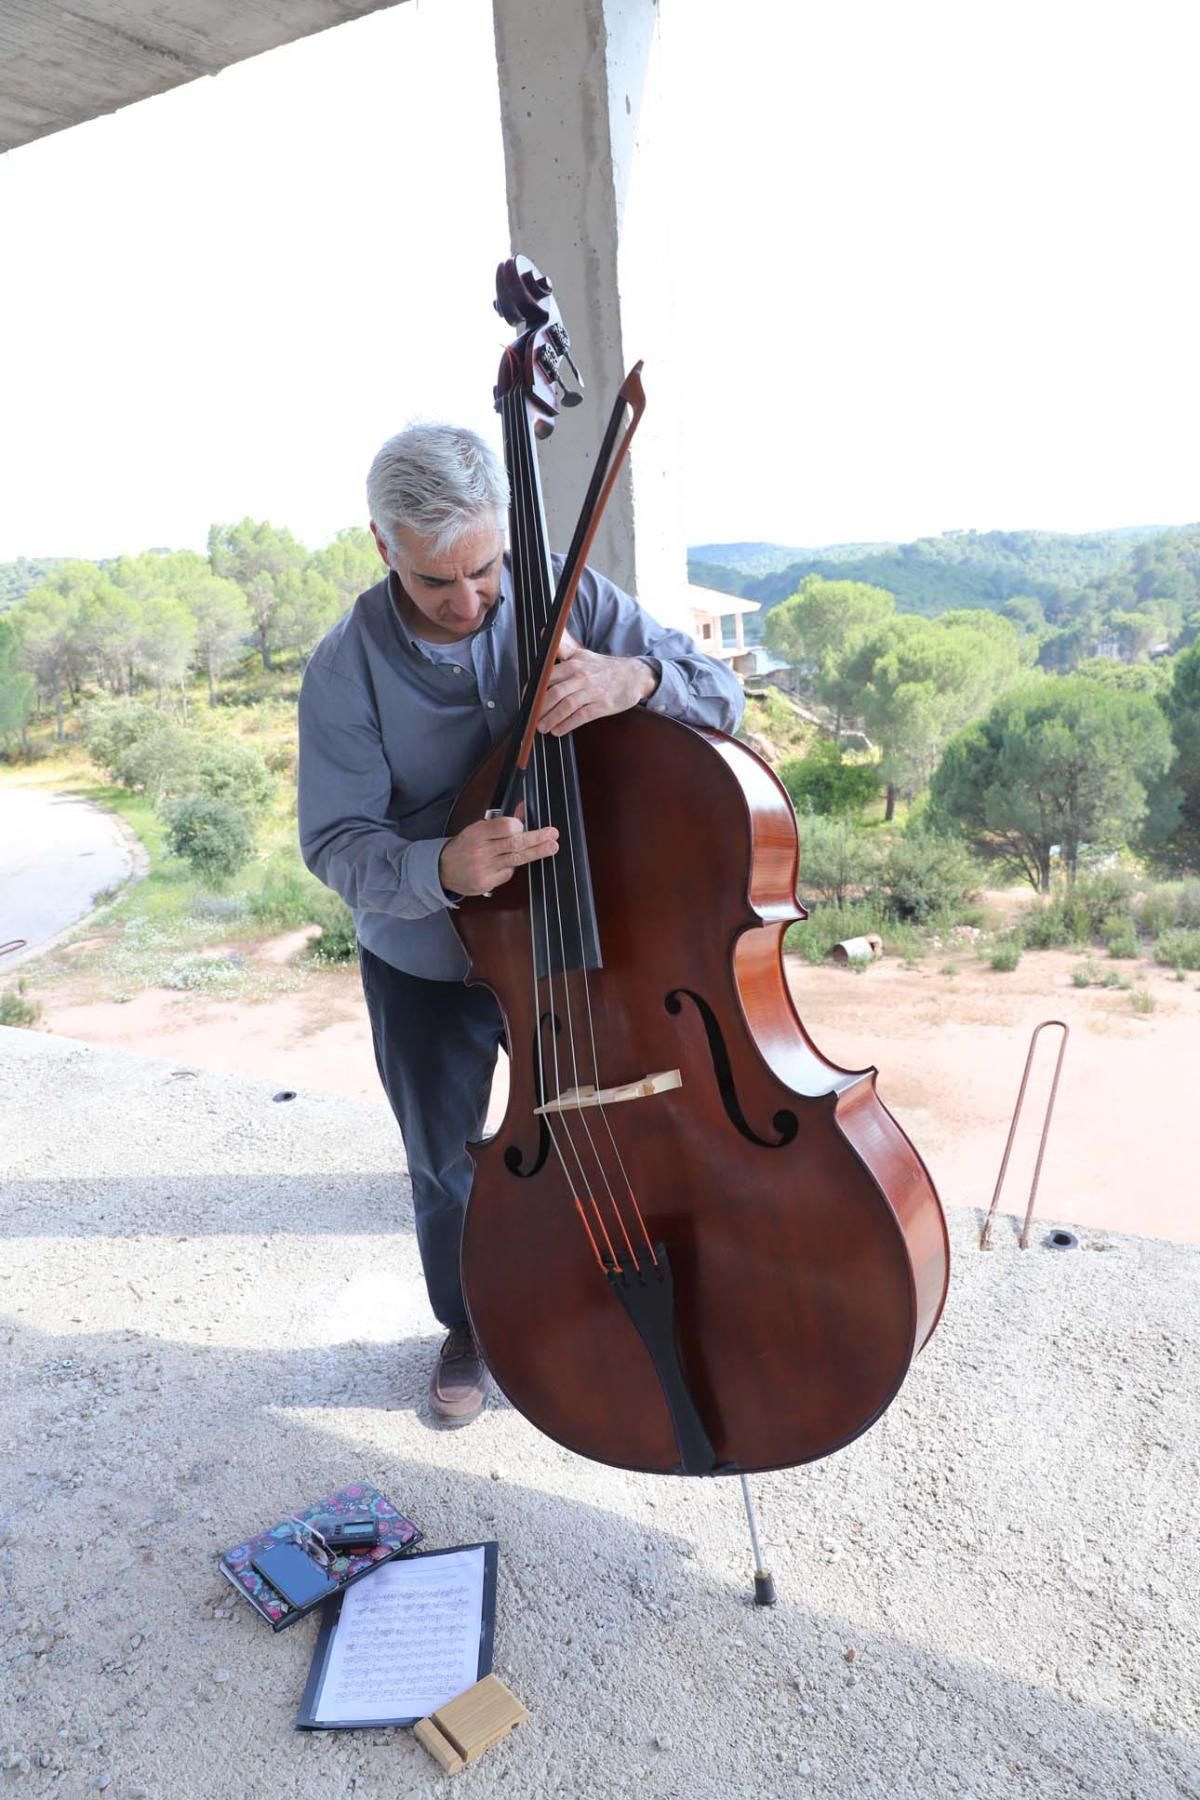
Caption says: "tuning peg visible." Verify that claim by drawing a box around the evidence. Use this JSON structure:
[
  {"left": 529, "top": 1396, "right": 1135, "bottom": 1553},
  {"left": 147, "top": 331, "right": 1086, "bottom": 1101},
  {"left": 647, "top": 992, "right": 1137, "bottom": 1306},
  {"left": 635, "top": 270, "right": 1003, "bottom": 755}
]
[{"left": 563, "top": 349, "right": 585, "bottom": 393}]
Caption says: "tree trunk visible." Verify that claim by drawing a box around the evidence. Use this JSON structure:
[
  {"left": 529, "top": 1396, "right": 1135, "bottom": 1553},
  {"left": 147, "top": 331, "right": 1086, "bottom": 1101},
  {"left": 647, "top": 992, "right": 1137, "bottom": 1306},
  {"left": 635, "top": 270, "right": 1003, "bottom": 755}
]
[
  {"left": 258, "top": 626, "right": 273, "bottom": 671},
  {"left": 207, "top": 661, "right": 216, "bottom": 707},
  {"left": 884, "top": 783, "right": 897, "bottom": 822},
  {"left": 54, "top": 682, "right": 64, "bottom": 743}
]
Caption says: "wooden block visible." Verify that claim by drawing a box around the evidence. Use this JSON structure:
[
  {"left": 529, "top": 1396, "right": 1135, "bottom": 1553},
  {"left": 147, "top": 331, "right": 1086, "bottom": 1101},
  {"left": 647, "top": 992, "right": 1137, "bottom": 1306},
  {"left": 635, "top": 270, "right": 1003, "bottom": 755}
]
[
  {"left": 413, "top": 1716, "right": 465, "bottom": 1774},
  {"left": 414, "top": 1674, "right": 529, "bottom": 1774}
]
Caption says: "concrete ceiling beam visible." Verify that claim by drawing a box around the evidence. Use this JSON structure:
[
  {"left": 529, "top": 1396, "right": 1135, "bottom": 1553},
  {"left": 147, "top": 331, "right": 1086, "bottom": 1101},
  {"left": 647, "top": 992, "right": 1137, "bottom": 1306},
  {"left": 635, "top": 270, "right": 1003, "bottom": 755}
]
[{"left": 0, "top": 0, "right": 408, "bottom": 154}]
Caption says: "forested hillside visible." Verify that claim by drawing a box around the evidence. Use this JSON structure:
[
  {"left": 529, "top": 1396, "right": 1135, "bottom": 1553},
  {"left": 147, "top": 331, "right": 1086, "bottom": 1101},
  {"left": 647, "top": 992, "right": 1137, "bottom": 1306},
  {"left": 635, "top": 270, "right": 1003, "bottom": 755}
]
[
  {"left": 691, "top": 525, "right": 1181, "bottom": 613},
  {"left": 691, "top": 523, "right": 1200, "bottom": 666},
  {"left": 0, "top": 558, "right": 74, "bottom": 609}
]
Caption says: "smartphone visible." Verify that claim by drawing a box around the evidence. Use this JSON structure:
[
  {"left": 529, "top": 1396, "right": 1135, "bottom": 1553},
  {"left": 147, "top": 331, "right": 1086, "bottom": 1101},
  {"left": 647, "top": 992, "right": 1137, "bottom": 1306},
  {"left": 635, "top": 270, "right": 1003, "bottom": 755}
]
[{"left": 251, "top": 1541, "right": 339, "bottom": 1610}]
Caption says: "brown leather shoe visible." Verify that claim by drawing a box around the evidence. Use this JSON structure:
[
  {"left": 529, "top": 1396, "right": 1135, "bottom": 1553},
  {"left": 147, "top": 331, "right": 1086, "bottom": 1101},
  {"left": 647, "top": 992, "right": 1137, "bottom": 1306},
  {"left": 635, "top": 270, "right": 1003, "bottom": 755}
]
[{"left": 429, "top": 1326, "right": 490, "bottom": 1424}]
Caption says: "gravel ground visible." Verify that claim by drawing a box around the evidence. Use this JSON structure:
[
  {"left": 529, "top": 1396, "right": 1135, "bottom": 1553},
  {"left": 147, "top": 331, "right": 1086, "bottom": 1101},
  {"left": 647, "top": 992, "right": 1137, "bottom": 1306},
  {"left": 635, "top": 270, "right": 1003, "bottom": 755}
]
[{"left": 1, "top": 1027, "right": 1197, "bottom": 1800}]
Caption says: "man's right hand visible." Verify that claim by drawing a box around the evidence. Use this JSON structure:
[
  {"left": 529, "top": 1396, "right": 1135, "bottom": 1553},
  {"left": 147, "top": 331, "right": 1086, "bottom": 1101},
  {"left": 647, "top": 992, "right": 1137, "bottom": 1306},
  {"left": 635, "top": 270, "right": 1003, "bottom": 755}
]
[{"left": 439, "top": 810, "right": 559, "bottom": 898}]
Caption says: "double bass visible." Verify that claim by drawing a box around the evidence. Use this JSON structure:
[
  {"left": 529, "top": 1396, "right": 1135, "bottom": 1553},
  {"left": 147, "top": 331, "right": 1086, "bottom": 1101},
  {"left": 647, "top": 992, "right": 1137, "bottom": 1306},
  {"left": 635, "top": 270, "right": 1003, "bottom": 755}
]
[{"left": 448, "top": 256, "right": 949, "bottom": 1480}]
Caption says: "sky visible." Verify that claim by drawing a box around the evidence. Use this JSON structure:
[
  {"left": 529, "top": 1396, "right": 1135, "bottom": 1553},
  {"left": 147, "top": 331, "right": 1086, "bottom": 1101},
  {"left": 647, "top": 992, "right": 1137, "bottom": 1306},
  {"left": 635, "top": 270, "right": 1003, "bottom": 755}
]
[{"left": 1, "top": 0, "right": 1197, "bottom": 564}]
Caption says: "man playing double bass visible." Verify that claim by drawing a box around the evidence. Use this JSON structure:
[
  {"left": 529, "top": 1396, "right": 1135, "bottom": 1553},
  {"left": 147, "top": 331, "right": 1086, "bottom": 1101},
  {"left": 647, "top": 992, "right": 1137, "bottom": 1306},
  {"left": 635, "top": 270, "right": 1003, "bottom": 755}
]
[{"left": 298, "top": 424, "right": 743, "bottom": 1424}]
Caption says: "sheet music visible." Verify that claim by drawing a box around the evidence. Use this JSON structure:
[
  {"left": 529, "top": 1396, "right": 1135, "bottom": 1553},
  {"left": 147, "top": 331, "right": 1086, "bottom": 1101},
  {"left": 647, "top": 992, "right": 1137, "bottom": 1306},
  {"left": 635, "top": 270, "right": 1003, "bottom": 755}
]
[{"left": 311, "top": 1548, "right": 487, "bottom": 1724}]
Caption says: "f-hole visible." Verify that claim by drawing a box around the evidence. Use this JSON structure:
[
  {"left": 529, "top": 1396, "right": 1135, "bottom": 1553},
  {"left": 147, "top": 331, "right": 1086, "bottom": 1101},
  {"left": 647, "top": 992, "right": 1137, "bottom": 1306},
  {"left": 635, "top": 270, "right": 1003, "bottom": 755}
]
[
  {"left": 504, "top": 1010, "right": 561, "bottom": 1178},
  {"left": 666, "top": 988, "right": 798, "bottom": 1148}
]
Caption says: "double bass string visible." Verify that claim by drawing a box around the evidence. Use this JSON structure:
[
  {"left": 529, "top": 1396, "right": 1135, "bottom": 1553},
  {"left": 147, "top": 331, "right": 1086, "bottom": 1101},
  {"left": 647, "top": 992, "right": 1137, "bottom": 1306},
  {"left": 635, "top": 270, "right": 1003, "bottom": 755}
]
[
  {"left": 503, "top": 389, "right": 636, "bottom": 1269},
  {"left": 504, "top": 385, "right": 657, "bottom": 1273},
  {"left": 503, "top": 389, "right": 619, "bottom": 1267},
  {"left": 523, "top": 455, "right": 648, "bottom": 1272},
  {"left": 506, "top": 387, "right": 626, "bottom": 1262},
  {"left": 515, "top": 389, "right": 658, "bottom": 1269},
  {"left": 501, "top": 387, "right": 587, "bottom": 1240}
]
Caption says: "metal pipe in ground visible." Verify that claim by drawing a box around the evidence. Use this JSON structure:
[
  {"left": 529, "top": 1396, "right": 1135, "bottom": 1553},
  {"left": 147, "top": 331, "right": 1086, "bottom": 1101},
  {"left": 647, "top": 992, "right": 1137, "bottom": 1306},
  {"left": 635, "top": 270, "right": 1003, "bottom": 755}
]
[{"left": 980, "top": 1019, "right": 1070, "bottom": 1251}]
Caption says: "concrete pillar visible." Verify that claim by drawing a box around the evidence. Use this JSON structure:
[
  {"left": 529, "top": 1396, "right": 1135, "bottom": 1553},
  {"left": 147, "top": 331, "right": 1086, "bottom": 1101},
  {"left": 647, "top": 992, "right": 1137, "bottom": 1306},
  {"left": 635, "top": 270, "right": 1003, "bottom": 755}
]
[{"left": 492, "top": 0, "right": 688, "bottom": 626}]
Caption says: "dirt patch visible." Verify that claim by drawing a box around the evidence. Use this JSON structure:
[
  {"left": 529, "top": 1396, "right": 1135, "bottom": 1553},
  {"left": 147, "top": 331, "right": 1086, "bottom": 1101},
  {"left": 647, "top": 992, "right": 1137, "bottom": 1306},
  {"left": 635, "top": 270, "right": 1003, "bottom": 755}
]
[
  {"left": 37, "top": 966, "right": 382, "bottom": 1103},
  {"left": 784, "top": 946, "right": 1196, "bottom": 1246},
  {"left": 25, "top": 935, "right": 1197, "bottom": 1245}
]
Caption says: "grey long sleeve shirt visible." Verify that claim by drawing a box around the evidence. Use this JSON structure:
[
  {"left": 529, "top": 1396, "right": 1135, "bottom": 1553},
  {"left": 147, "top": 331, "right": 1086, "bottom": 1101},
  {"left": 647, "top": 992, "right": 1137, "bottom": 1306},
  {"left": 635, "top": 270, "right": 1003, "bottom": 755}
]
[{"left": 297, "top": 559, "right": 744, "bottom": 980}]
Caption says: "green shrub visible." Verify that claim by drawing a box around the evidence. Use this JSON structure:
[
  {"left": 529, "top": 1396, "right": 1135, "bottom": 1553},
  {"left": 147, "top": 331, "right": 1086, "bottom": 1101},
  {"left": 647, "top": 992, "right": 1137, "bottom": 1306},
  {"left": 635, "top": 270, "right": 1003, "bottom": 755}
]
[
  {"left": 1134, "top": 886, "right": 1179, "bottom": 938},
  {"left": 796, "top": 814, "right": 883, "bottom": 908},
  {"left": 1071, "top": 960, "right": 1099, "bottom": 987},
  {"left": 1021, "top": 902, "right": 1073, "bottom": 949},
  {"left": 190, "top": 738, "right": 276, "bottom": 820},
  {"left": 85, "top": 698, "right": 192, "bottom": 796},
  {"left": 1130, "top": 986, "right": 1156, "bottom": 1016},
  {"left": 248, "top": 863, "right": 318, "bottom": 927},
  {"left": 874, "top": 833, "right": 980, "bottom": 925},
  {"left": 84, "top": 697, "right": 159, "bottom": 775},
  {"left": 779, "top": 740, "right": 879, "bottom": 818},
  {"left": 0, "top": 981, "right": 38, "bottom": 1027},
  {"left": 1056, "top": 893, "right": 1094, "bottom": 944},
  {"left": 247, "top": 845, "right": 344, "bottom": 930},
  {"left": 265, "top": 743, "right": 297, "bottom": 777},
  {"left": 1106, "top": 924, "right": 1139, "bottom": 959},
  {"left": 1072, "top": 870, "right": 1136, "bottom": 935},
  {"left": 784, "top": 899, "right": 923, "bottom": 964},
  {"left": 86, "top": 697, "right": 277, "bottom": 821},
  {"left": 988, "top": 933, "right": 1023, "bottom": 972},
  {"left": 1176, "top": 883, "right": 1200, "bottom": 929},
  {"left": 163, "top": 795, "right": 255, "bottom": 885},
  {"left": 309, "top": 890, "right": 358, "bottom": 962},
  {"left": 1154, "top": 929, "right": 1200, "bottom": 972}
]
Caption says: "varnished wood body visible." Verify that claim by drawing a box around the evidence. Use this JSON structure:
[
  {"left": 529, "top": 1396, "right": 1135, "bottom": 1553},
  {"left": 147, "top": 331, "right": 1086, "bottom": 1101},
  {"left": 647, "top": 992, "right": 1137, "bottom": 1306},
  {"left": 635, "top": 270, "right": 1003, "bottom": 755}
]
[{"left": 449, "top": 709, "right": 950, "bottom": 1475}]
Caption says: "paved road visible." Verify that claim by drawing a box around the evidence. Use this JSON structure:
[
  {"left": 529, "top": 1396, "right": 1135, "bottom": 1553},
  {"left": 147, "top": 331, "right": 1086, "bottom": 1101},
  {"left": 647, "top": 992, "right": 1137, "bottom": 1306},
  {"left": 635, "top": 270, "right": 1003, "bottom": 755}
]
[{"left": 0, "top": 787, "right": 137, "bottom": 968}]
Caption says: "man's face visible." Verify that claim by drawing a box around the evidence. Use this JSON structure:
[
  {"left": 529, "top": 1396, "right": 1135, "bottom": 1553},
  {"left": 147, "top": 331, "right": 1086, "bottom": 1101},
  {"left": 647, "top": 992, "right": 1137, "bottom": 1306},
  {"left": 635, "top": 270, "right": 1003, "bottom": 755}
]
[{"left": 372, "top": 516, "right": 504, "bottom": 644}]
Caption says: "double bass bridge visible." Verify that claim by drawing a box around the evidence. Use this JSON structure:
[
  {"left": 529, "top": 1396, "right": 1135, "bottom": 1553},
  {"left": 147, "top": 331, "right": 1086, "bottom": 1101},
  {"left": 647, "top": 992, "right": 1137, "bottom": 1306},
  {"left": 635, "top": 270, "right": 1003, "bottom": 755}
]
[{"left": 534, "top": 1067, "right": 681, "bottom": 1117}]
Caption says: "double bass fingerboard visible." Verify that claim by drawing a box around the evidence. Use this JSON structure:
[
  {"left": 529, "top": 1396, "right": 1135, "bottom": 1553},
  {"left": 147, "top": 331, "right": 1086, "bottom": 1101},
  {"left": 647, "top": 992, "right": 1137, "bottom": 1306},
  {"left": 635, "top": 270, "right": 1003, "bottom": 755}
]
[{"left": 500, "top": 384, "right": 603, "bottom": 982}]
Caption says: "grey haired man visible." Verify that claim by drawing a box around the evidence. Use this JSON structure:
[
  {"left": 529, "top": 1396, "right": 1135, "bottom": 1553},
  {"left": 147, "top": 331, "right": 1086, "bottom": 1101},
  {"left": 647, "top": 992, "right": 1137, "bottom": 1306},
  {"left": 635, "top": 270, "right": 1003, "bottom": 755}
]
[{"left": 298, "top": 424, "right": 743, "bottom": 1423}]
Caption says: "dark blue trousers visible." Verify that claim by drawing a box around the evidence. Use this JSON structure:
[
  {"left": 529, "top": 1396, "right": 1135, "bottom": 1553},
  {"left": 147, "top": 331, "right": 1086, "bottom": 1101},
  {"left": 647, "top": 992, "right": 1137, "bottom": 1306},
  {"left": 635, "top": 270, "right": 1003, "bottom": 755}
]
[{"left": 359, "top": 947, "right": 505, "bottom": 1329}]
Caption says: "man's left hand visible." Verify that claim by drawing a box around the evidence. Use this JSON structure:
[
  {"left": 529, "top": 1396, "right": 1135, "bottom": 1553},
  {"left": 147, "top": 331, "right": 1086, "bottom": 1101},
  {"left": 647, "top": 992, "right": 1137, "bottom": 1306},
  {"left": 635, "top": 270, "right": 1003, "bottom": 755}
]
[{"left": 537, "top": 632, "right": 659, "bottom": 737}]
